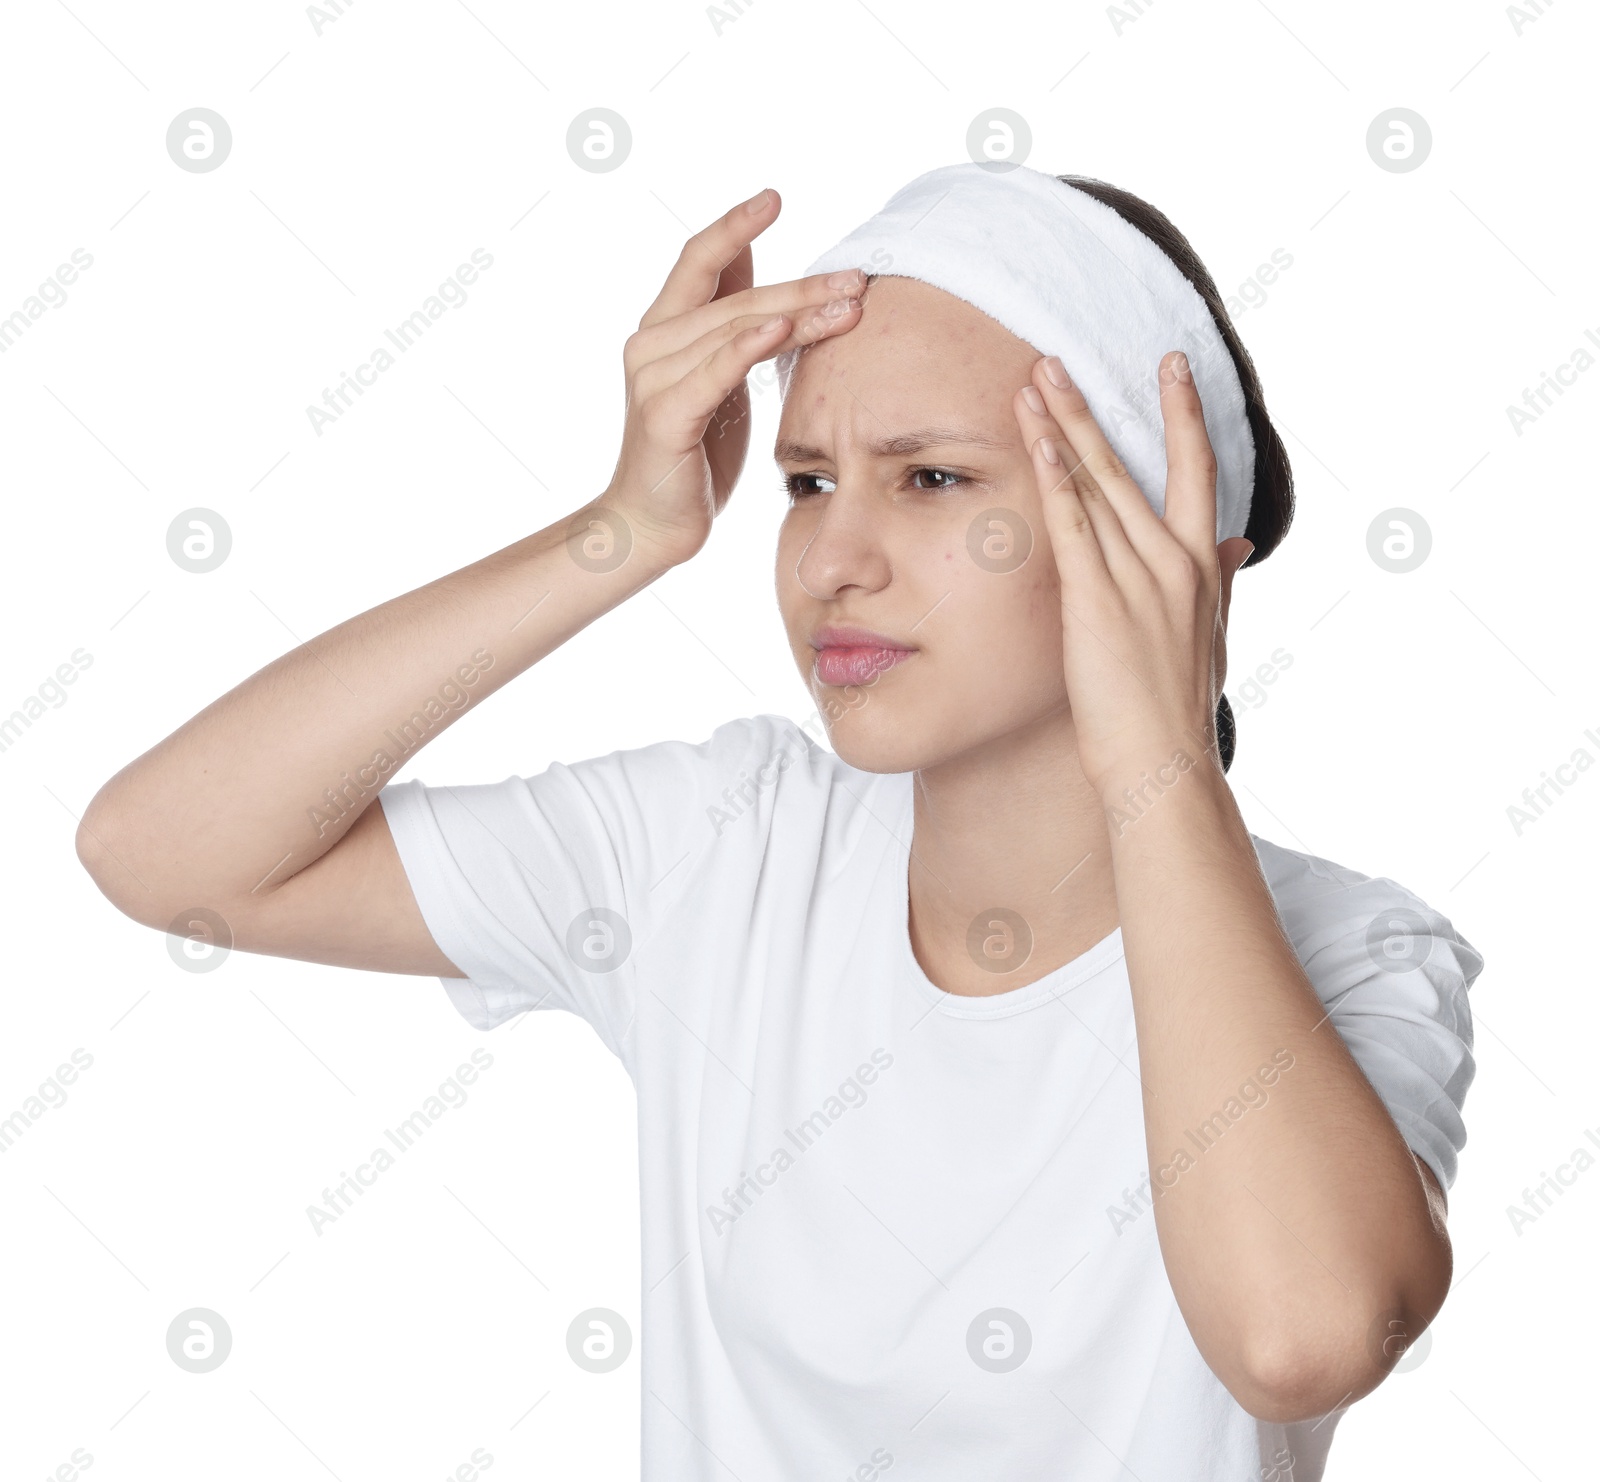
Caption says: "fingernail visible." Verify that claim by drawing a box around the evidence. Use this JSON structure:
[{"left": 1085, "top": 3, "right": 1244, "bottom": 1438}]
[
  {"left": 1042, "top": 356, "right": 1072, "bottom": 389},
  {"left": 1173, "top": 351, "right": 1191, "bottom": 383},
  {"left": 744, "top": 188, "right": 772, "bottom": 213},
  {"left": 1021, "top": 385, "right": 1046, "bottom": 415},
  {"left": 826, "top": 268, "right": 864, "bottom": 291},
  {"left": 1037, "top": 436, "right": 1060, "bottom": 465}
]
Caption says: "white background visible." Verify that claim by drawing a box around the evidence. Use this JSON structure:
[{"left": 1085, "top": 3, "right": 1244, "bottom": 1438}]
[{"left": 1, "top": 0, "right": 1593, "bottom": 1477}]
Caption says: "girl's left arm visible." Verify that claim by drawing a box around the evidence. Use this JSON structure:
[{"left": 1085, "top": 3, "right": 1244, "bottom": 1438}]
[{"left": 1014, "top": 352, "right": 1452, "bottom": 1426}]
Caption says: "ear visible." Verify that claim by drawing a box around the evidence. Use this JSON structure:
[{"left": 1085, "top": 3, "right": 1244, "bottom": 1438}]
[{"left": 1216, "top": 537, "right": 1254, "bottom": 632}]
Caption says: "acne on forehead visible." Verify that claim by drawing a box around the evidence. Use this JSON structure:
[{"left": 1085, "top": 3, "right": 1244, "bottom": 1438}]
[
  {"left": 872, "top": 274, "right": 1031, "bottom": 341},
  {"left": 781, "top": 278, "right": 1034, "bottom": 439}
]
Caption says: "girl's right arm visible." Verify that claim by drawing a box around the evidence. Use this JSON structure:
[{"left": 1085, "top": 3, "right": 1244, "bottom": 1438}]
[{"left": 74, "top": 188, "right": 866, "bottom": 978}]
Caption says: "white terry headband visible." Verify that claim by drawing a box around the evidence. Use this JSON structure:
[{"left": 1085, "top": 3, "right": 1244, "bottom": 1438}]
[{"left": 774, "top": 161, "right": 1256, "bottom": 544}]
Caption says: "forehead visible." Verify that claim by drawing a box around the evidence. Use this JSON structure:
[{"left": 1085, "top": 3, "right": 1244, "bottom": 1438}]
[{"left": 777, "top": 275, "right": 1041, "bottom": 436}]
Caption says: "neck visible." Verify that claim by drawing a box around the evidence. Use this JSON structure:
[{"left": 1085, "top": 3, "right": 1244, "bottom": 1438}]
[{"left": 906, "top": 708, "right": 1119, "bottom": 998}]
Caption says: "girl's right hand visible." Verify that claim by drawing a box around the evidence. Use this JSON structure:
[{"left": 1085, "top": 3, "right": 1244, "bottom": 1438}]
[{"left": 602, "top": 187, "right": 867, "bottom": 566}]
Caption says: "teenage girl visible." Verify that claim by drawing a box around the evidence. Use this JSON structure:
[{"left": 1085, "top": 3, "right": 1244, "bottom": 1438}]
[{"left": 78, "top": 178, "right": 1481, "bottom": 1480}]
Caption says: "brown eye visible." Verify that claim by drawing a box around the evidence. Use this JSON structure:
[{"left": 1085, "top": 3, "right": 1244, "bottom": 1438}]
[
  {"left": 781, "top": 473, "right": 835, "bottom": 500},
  {"left": 911, "top": 468, "right": 967, "bottom": 492}
]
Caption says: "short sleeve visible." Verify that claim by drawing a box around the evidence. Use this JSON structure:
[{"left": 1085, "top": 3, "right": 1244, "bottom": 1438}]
[
  {"left": 378, "top": 714, "right": 804, "bottom": 1064},
  {"left": 1257, "top": 840, "right": 1484, "bottom": 1193}
]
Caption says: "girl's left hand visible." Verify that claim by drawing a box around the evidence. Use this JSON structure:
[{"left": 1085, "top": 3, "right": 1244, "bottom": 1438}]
[{"left": 1013, "top": 351, "right": 1254, "bottom": 800}]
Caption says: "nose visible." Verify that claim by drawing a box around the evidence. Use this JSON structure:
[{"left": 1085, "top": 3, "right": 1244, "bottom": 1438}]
[{"left": 790, "top": 481, "right": 894, "bottom": 601}]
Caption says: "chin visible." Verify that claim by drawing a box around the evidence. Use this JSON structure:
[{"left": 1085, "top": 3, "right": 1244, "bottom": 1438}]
[
  {"left": 800, "top": 667, "right": 929, "bottom": 773},
  {"left": 820, "top": 716, "right": 931, "bottom": 774},
  {"left": 804, "top": 678, "right": 973, "bottom": 774},
  {"left": 806, "top": 666, "right": 1072, "bottom": 776}
]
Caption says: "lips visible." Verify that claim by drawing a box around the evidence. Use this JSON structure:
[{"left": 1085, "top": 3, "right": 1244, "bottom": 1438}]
[{"left": 810, "top": 625, "right": 917, "bottom": 689}]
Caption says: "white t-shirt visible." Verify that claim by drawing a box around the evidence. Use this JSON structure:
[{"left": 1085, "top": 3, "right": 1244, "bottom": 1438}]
[{"left": 378, "top": 712, "right": 1482, "bottom": 1482}]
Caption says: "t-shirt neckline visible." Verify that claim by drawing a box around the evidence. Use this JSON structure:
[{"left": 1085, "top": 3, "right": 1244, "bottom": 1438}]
[{"left": 889, "top": 777, "right": 1127, "bottom": 1020}]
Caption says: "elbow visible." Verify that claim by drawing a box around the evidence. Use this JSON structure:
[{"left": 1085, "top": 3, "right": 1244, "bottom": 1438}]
[
  {"left": 75, "top": 791, "right": 159, "bottom": 926},
  {"left": 1228, "top": 1326, "right": 1390, "bottom": 1423},
  {"left": 1226, "top": 1223, "right": 1453, "bottom": 1422},
  {"left": 1229, "top": 1289, "right": 1449, "bottom": 1422},
  {"left": 75, "top": 793, "right": 113, "bottom": 888}
]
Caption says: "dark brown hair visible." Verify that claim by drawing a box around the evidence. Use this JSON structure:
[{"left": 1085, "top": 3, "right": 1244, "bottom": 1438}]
[{"left": 1056, "top": 173, "right": 1295, "bottom": 567}]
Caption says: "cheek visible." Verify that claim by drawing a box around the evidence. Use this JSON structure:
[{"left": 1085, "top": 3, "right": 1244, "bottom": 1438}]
[
  {"left": 975, "top": 544, "right": 1061, "bottom": 644},
  {"left": 1021, "top": 557, "right": 1062, "bottom": 635},
  {"left": 937, "top": 545, "right": 1065, "bottom": 680}
]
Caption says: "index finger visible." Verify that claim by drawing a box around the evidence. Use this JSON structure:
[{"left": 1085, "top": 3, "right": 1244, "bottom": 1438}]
[{"left": 641, "top": 188, "right": 780, "bottom": 329}]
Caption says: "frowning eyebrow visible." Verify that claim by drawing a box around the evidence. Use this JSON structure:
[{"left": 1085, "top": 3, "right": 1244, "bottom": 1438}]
[{"left": 773, "top": 427, "right": 1016, "bottom": 464}]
